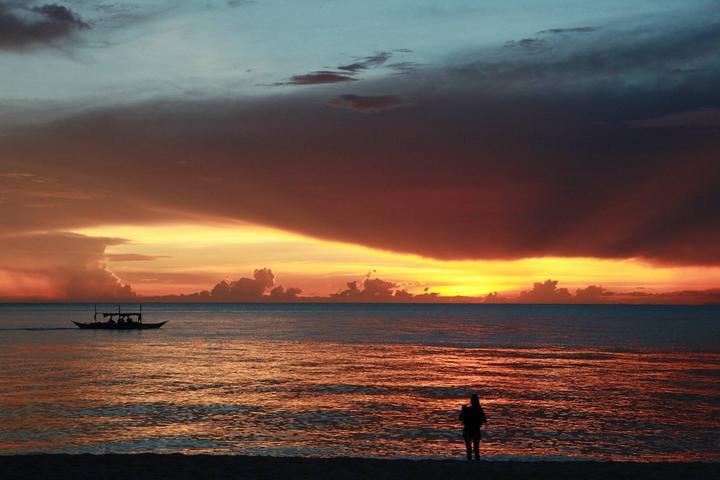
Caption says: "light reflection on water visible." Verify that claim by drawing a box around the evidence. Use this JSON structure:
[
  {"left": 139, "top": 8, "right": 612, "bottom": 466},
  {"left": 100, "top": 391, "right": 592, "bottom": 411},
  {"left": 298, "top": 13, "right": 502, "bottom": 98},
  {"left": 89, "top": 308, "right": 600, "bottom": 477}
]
[{"left": 0, "top": 304, "right": 719, "bottom": 460}]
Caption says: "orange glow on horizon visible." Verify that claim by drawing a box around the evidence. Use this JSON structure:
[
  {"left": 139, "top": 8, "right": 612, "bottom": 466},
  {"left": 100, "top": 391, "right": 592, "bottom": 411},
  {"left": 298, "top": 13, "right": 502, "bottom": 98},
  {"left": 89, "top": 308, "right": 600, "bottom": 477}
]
[{"left": 65, "top": 223, "right": 720, "bottom": 299}]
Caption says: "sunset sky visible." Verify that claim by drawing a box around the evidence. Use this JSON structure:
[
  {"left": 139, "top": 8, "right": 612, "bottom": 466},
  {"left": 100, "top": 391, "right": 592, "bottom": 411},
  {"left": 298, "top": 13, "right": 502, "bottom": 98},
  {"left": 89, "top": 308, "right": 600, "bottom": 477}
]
[{"left": 1, "top": 0, "right": 719, "bottom": 302}]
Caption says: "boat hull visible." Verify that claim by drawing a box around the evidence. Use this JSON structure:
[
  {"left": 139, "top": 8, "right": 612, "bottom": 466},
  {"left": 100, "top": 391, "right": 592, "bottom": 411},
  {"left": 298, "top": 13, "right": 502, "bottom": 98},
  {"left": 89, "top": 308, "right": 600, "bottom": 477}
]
[{"left": 73, "top": 321, "right": 167, "bottom": 330}]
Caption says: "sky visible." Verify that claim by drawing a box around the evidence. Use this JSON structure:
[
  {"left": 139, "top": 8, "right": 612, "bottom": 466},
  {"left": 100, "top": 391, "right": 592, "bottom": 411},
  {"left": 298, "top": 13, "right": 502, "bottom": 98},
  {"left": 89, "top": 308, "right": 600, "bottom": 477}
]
[{"left": 1, "top": 0, "right": 719, "bottom": 302}]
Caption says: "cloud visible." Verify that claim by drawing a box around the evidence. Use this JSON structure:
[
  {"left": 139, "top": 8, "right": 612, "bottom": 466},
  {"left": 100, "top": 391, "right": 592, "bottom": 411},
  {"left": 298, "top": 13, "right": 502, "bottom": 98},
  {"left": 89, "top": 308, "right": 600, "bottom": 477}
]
[
  {"left": 517, "top": 279, "right": 573, "bottom": 304},
  {"left": 144, "top": 273, "right": 720, "bottom": 305},
  {"left": 203, "top": 268, "right": 301, "bottom": 302},
  {"left": 2, "top": 13, "right": 720, "bottom": 266},
  {"left": 269, "top": 285, "right": 302, "bottom": 301},
  {"left": 484, "top": 292, "right": 508, "bottom": 303},
  {"left": 456, "top": 20, "right": 720, "bottom": 86},
  {"left": 386, "top": 61, "right": 420, "bottom": 74},
  {"left": 277, "top": 51, "right": 403, "bottom": 86},
  {"left": 645, "top": 288, "right": 720, "bottom": 304},
  {"left": 512, "top": 280, "right": 720, "bottom": 305},
  {"left": 505, "top": 280, "right": 720, "bottom": 305},
  {"left": 279, "top": 71, "right": 356, "bottom": 85},
  {"left": 0, "top": 232, "right": 134, "bottom": 300},
  {"left": 581, "top": 286, "right": 720, "bottom": 305},
  {"left": 329, "top": 273, "right": 439, "bottom": 302},
  {"left": 538, "top": 27, "right": 598, "bottom": 34},
  {"left": 105, "top": 253, "right": 170, "bottom": 262},
  {"left": 504, "top": 38, "right": 548, "bottom": 53},
  {"left": 628, "top": 108, "right": 720, "bottom": 129},
  {"left": 574, "top": 285, "right": 612, "bottom": 303},
  {"left": 0, "top": 2, "right": 89, "bottom": 50},
  {"left": 338, "top": 52, "right": 392, "bottom": 73},
  {"left": 328, "top": 94, "right": 409, "bottom": 113}
]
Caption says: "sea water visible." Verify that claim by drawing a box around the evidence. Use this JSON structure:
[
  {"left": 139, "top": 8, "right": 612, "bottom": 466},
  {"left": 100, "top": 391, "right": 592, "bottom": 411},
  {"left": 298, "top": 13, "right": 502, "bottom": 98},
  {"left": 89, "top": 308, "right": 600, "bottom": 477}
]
[{"left": 0, "top": 303, "right": 718, "bottom": 461}]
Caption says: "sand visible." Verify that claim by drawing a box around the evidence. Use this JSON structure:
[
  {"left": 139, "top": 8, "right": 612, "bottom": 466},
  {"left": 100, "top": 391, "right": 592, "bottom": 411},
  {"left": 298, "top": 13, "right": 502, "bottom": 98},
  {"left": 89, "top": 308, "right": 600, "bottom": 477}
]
[{"left": 1, "top": 455, "right": 717, "bottom": 480}]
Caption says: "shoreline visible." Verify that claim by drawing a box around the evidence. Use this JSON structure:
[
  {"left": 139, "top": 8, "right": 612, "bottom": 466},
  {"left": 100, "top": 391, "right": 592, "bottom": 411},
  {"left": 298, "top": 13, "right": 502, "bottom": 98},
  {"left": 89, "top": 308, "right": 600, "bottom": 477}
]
[{"left": 1, "top": 454, "right": 717, "bottom": 480}]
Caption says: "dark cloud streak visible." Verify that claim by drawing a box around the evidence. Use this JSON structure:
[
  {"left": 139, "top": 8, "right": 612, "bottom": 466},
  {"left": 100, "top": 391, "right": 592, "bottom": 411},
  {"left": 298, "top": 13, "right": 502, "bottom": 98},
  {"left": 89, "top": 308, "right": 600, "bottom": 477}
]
[
  {"left": 338, "top": 51, "right": 392, "bottom": 73},
  {"left": 0, "top": 2, "right": 89, "bottom": 50},
  {"left": 538, "top": 27, "right": 598, "bottom": 34},
  {"left": 328, "top": 94, "right": 409, "bottom": 113},
  {"left": 280, "top": 71, "right": 355, "bottom": 85}
]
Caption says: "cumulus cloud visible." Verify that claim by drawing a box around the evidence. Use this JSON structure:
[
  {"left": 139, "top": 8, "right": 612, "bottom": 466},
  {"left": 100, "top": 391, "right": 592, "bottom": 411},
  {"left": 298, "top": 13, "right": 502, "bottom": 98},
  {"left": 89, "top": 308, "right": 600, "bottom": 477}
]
[
  {"left": 203, "top": 268, "right": 301, "bottom": 302},
  {"left": 511, "top": 281, "right": 720, "bottom": 305},
  {"left": 574, "top": 285, "right": 612, "bottom": 303},
  {"left": 330, "top": 274, "right": 439, "bottom": 302},
  {"left": 581, "top": 286, "right": 720, "bottom": 305},
  {"left": 0, "top": 2, "right": 89, "bottom": 50},
  {"left": 517, "top": 279, "right": 573, "bottom": 304},
  {"left": 144, "top": 273, "right": 720, "bottom": 305},
  {"left": 0, "top": 232, "right": 134, "bottom": 300},
  {"left": 484, "top": 292, "right": 508, "bottom": 303},
  {"left": 269, "top": 285, "right": 302, "bottom": 301}
]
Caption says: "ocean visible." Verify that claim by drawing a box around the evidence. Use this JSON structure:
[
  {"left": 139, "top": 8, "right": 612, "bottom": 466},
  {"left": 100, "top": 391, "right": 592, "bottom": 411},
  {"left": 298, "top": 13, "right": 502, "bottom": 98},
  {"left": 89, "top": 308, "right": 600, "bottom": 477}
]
[{"left": 0, "top": 303, "right": 718, "bottom": 461}]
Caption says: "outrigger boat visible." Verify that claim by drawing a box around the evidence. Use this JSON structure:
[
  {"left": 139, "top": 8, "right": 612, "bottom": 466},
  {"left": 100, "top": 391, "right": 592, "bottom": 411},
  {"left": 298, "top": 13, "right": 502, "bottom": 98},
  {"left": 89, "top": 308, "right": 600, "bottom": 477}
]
[{"left": 73, "top": 304, "right": 167, "bottom": 330}]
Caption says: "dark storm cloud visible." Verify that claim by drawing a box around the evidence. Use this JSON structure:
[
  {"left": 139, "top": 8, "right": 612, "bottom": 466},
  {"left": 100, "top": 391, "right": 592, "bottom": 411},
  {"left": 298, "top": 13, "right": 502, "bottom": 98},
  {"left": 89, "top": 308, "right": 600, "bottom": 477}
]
[
  {"left": 0, "top": 2, "right": 89, "bottom": 50},
  {"left": 2, "top": 14, "right": 720, "bottom": 266}
]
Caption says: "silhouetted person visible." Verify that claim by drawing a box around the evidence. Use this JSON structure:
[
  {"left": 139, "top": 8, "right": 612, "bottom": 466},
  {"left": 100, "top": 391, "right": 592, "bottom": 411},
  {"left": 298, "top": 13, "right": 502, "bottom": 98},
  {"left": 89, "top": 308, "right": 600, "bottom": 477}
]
[{"left": 459, "top": 394, "right": 487, "bottom": 461}]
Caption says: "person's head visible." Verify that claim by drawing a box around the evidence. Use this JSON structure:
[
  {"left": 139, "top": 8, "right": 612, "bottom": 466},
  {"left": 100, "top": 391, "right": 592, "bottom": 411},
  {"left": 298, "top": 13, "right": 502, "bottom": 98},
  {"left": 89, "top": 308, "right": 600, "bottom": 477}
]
[{"left": 470, "top": 394, "right": 480, "bottom": 407}]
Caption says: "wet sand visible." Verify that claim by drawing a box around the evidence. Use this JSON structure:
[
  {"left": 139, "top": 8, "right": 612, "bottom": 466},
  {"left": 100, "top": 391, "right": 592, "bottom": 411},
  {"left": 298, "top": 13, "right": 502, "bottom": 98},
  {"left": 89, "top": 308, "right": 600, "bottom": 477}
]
[{"left": 0, "top": 455, "right": 717, "bottom": 480}]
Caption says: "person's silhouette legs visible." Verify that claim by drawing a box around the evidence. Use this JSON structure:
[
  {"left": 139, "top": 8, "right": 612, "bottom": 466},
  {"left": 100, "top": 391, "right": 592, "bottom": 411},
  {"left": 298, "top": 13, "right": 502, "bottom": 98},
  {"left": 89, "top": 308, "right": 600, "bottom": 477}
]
[{"left": 463, "top": 430, "right": 480, "bottom": 460}]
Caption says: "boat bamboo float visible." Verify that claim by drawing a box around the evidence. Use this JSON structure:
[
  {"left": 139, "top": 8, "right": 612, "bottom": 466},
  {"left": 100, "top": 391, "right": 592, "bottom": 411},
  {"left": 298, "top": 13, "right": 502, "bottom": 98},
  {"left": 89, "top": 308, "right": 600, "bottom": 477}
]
[{"left": 73, "top": 304, "right": 167, "bottom": 329}]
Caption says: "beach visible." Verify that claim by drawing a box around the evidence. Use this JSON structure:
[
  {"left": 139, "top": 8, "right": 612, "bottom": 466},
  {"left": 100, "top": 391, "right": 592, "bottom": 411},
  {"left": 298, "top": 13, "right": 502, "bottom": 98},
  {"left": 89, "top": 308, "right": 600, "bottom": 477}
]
[{"left": 1, "top": 455, "right": 718, "bottom": 480}]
